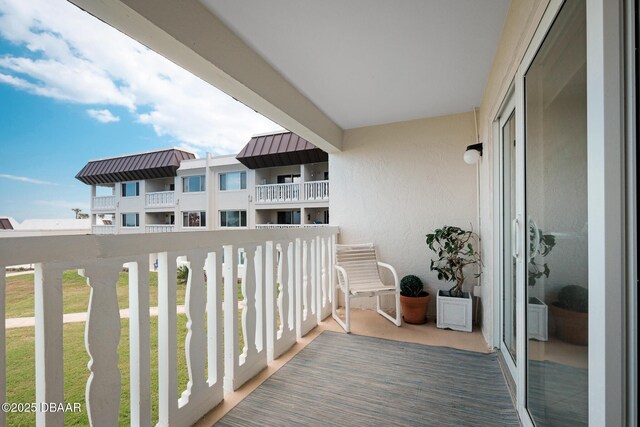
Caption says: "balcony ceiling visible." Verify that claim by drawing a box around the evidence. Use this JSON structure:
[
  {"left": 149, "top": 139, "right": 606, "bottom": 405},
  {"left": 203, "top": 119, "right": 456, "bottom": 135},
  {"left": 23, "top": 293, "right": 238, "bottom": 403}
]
[{"left": 201, "top": 0, "right": 510, "bottom": 129}]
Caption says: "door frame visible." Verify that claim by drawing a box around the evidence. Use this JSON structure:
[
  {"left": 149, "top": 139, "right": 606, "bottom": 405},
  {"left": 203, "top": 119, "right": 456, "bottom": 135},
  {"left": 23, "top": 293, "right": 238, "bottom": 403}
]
[{"left": 495, "top": 90, "right": 518, "bottom": 382}]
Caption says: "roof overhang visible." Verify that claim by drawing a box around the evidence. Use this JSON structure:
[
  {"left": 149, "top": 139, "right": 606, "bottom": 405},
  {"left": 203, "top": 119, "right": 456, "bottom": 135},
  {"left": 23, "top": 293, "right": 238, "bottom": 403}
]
[
  {"left": 236, "top": 132, "right": 328, "bottom": 169},
  {"left": 75, "top": 149, "right": 195, "bottom": 185}
]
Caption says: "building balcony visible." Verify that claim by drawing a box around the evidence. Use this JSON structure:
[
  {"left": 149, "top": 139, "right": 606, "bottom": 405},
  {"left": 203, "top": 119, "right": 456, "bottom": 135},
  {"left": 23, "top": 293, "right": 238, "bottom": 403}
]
[
  {"left": 255, "top": 180, "right": 329, "bottom": 204},
  {"left": 91, "top": 224, "right": 116, "bottom": 234},
  {"left": 92, "top": 195, "right": 115, "bottom": 211},
  {"left": 145, "top": 224, "right": 175, "bottom": 233},
  {"left": 145, "top": 191, "right": 175, "bottom": 208}
]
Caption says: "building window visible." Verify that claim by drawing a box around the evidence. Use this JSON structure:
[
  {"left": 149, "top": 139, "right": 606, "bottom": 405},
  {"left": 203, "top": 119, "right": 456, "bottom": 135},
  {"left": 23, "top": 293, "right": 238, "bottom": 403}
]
[
  {"left": 182, "top": 211, "right": 206, "bottom": 227},
  {"left": 220, "top": 210, "right": 247, "bottom": 227},
  {"left": 323, "top": 210, "right": 329, "bottom": 224},
  {"left": 220, "top": 172, "right": 246, "bottom": 191},
  {"left": 121, "top": 182, "right": 140, "bottom": 197},
  {"left": 182, "top": 175, "right": 205, "bottom": 193},
  {"left": 324, "top": 171, "right": 329, "bottom": 180},
  {"left": 277, "top": 174, "right": 301, "bottom": 184},
  {"left": 277, "top": 210, "right": 301, "bottom": 224},
  {"left": 121, "top": 213, "right": 139, "bottom": 227}
]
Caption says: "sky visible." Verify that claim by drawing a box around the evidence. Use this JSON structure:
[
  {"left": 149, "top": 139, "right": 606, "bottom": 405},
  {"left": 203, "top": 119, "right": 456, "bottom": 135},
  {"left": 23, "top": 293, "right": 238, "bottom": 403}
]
[{"left": 0, "top": 0, "right": 283, "bottom": 222}]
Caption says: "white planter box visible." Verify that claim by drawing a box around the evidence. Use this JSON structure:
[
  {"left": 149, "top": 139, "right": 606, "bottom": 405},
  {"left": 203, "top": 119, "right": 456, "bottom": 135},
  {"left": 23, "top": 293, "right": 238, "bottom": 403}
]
[
  {"left": 436, "top": 290, "right": 472, "bottom": 332},
  {"left": 527, "top": 297, "right": 548, "bottom": 341}
]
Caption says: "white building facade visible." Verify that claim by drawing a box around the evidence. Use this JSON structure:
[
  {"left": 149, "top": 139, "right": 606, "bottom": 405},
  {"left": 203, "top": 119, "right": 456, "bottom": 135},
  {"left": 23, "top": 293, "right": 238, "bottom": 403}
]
[{"left": 78, "top": 131, "right": 329, "bottom": 235}]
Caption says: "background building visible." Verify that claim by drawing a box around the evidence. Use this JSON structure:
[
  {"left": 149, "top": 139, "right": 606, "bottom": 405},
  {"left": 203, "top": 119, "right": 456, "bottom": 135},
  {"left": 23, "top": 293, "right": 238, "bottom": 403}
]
[{"left": 76, "top": 131, "right": 329, "bottom": 234}]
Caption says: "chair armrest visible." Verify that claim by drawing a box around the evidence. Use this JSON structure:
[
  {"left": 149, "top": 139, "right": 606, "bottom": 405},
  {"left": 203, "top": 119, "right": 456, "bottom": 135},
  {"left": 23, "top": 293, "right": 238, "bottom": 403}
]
[
  {"left": 333, "top": 264, "right": 349, "bottom": 292},
  {"left": 377, "top": 262, "right": 400, "bottom": 290}
]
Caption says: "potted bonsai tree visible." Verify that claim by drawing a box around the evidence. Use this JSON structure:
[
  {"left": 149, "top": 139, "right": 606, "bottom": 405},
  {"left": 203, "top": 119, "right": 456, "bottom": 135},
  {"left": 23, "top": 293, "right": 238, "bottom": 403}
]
[
  {"left": 550, "top": 284, "right": 588, "bottom": 345},
  {"left": 399, "top": 275, "right": 430, "bottom": 324},
  {"left": 426, "top": 225, "right": 481, "bottom": 332},
  {"left": 527, "top": 220, "right": 556, "bottom": 341}
]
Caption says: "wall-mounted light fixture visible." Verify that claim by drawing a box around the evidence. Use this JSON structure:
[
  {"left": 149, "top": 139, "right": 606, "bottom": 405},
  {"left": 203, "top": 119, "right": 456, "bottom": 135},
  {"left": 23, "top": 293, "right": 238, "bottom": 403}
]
[{"left": 463, "top": 143, "right": 483, "bottom": 164}]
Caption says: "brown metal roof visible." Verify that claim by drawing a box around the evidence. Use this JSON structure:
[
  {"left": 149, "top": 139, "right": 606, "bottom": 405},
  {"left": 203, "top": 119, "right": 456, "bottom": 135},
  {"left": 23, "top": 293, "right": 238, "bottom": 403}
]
[
  {"left": 236, "top": 132, "right": 328, "bottom": 169},
  {"left": 0, "top": 218, "right": 14, "bottom": 230},
  {"left": 75, "top": 149, "right": 196, "bottom": 185}
]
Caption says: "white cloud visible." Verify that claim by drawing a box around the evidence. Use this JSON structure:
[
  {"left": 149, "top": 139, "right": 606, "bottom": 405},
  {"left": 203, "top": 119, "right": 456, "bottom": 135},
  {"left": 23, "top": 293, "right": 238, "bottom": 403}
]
[
  {"left": 87, "top": 108, "right": 120, "bottom": 123},
  {"left": 0, "top": 173, "right": 58, "bottom": 185},
  {"left": 0, "top": 0, "right": 283, "bottom": 155}
]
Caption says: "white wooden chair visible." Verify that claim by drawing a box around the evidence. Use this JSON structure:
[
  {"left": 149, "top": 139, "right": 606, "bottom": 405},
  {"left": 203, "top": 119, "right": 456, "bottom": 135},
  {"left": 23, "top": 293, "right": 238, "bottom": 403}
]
[{"left": 332, "top": 243, "right": 401, "bottom": 333}]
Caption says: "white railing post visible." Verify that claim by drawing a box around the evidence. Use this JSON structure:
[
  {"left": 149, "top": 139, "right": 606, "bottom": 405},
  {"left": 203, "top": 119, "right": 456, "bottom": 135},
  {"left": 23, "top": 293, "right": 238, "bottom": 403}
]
[
  {"left": 180, "top": 253, "right": 208, "bottom": 407},
  {"left": 223, "top": 245, "right": 237, "bottom": 395},
  {"left": 128, "top": 258, "right": 151, "bottom": 427},
  {"left": 295, "top": 239, "right": 302, "bottom": 340},
  {"left": 316, "top": 236, "right": 323, "bottom": 323},
  {"left": 34, "top": 264, "right": 64, "bottom": 426},
  {"left": 206, "top": 250, "right": 224, "bottom": 393},
  {"left": 298, "top": 240, "right": 317, "bottom": 337},
  {"left": 158, "top": 252, "right": 178, "bottom": 426},
  {"left": 265, "top": 241, "right": 276, "bottom": 362},
  {"left": 228, "top": 245, "right": 267, "bottom": 390},
  {"left": 83, "top": 262, "right": 123, "bottom": 426}
]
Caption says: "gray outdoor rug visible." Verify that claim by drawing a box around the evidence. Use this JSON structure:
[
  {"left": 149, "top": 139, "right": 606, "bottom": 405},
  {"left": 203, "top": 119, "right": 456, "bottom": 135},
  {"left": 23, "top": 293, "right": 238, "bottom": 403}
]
[
  {"left": 528, "top": 360, "right": 588, "bottom": 426},
  {"left": 216, "top": 331, "right": 519, "bottom": 426}
]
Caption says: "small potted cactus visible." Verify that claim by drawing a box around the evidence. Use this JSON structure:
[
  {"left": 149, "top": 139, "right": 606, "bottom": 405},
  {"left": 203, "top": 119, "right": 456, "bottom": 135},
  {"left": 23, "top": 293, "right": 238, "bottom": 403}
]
[
  {"left": 400, "top": 275, "right": 431, "bottom": 324},
  {"left": 550, "top": 284, "right": 588, "bottom": 345}
]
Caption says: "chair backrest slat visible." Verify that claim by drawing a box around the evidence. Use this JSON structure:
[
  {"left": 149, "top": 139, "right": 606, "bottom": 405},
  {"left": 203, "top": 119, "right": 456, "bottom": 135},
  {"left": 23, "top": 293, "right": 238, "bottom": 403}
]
[{"left": 335, "top": 243, "right": 381, "bottom": 286}]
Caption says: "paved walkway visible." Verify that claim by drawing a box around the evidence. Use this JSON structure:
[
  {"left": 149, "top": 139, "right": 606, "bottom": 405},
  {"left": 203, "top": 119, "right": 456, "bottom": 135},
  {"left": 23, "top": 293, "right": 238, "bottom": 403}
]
[
  {"left": 5, "top": 270, "right": 34, "bottom": 278},
  {"left": 6, "top": 305, "right": 186, "bottom": 329}
]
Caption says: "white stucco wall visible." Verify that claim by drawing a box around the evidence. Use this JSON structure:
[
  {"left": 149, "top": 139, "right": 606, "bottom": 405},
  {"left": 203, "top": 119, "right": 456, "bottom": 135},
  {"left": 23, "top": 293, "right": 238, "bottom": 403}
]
[
  {"left": 213, "top": 164, "right": 252, "bottom": 228},
  {"left": 330, "top": 112, "right": 477, "bottom": 313}
]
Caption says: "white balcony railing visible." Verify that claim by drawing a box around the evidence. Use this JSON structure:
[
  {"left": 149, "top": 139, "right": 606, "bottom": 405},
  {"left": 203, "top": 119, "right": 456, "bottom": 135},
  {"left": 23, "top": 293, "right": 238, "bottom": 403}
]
[
  {"left": 0, "top": 227, "right": 338, "bottom": 426},
  {"left": 304, "top": 180, "right": 329, "bottom": 201},
  {"left": 92, "top": 195, "right": 115, "bottom": 210},
  {"left": 92, "top": 225, "right": 116, "bottom": 235},
  {"left": 145, "top": 224, "right": 175, "bottom": 233},
  {"left": 255, "top": 224, "right": 329, "bottom": 229},
  {"left": 255, "top": 180, "right": 329, "bottom": 204},
  {"left": 145, "top": 191, "right": 175, "bottom": 208},
  {"left": 255, "top": 182, "right": 301, "bottom": 203}
]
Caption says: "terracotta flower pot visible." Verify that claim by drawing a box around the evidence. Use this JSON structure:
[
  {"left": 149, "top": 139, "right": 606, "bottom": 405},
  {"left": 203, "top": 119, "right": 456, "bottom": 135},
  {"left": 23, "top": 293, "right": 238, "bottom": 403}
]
[
  {"left": 400, "top": 293, "right": 431, "bottom": 324},
  {"left": 550, "top": 303, "right": 588, "bottom": 346}
]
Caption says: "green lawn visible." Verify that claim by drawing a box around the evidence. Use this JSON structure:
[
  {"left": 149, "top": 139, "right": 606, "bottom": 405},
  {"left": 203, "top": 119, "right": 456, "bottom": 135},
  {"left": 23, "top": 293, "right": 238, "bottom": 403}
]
[
  {"left": 5, "top": 271, "right": 190, "bottom": 319},
  {"left": 3, "top": 270, "right": 253, "bottom": 425},
  {"left": 6, "top": 316, "right": 187, "bottom": 426},
  {"left": 5, "top": 311, "right": 247, "bottom": 426}
]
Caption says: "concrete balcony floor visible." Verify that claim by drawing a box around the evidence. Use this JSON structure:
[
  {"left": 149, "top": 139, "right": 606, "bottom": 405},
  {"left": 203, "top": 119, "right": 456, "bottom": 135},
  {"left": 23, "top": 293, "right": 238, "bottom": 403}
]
[{"left": 195, "top": 309, "right": 491, "bottom": 426}]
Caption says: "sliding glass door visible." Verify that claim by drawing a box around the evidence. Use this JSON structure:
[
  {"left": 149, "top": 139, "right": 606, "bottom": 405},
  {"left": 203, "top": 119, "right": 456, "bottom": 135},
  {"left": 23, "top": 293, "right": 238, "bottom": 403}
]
[
  {"left": 497, "top": 2, "right": 589, "bottom": 425},
  {"left": 524, "top": 2, "right": 588, "bottom": 425}
]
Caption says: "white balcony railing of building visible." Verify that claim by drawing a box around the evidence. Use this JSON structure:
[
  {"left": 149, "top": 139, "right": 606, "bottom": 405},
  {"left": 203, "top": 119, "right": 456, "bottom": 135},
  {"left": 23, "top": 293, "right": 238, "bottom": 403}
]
[
  {"left": 255, "top": 224, "right": 330, "bottom": 230},
  {"left": 92, "top": 195, "right": 115, "bottom": 210},
  {"left": 0, "top": 227, "right": 338, "bottom": 426},
  {"left": 92, "top": 225, "right": 116, "bottom": 235},
  {"left": 145, "top": 191, "right": 175, "bottom": 208},
  {"left": 303, "top": 180, "right": 329, "bottom": 201},
  {"left": 145, "top": 224, "right": 175, "bottom": 233},
  {"left": 255, "top": 180, "right": 329, "bottom": 204},
  {"left": 255, "top": 182, "right": 301, "bottom": 203}
]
